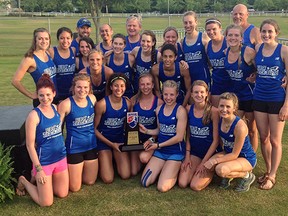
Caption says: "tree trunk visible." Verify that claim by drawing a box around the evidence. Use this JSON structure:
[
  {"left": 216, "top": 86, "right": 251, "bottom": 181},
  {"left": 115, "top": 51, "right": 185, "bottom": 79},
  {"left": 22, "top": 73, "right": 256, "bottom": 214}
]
[{"left": 90, "top": 0, "right": 101, "bottom": 44}]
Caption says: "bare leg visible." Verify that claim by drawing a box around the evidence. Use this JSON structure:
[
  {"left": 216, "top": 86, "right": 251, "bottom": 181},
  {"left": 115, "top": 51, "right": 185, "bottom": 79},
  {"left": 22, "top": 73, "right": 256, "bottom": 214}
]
[
  {"left": 52, "top": 169, "right": 69, "bottom": 198},
  {"left": 113, "top": 150, "right": 131, "bottom": 179},
  {"left": 139, "top": 150, "right": 154, "bottom": 164},
  {"left": 130, "top": 151, "right": 142, "bottom": 176},
  {"left": 68, "top": 163, "right": 84, "bottom": 192},
  {"left": 178, "top": 155, "right": 200, "bottom": 188},
  {"left": 141, "top": 156, "right": 165, "bottom": 187},
  {"left": 82, "top": 159, "right": 98, "bottom": 185},
  {"left": 215, "top": 158, "right": 253, "bottom": 178},
  {"left": 98, "top": 150, "right": 114, "bottom": 184}
]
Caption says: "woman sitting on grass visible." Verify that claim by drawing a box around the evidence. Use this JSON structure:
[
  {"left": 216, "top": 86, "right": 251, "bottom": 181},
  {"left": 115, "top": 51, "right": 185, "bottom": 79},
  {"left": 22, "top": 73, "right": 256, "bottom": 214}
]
[
  {"left": 139, "top": 80, "right": 187, "bottom": 192},
  {"left": 204, "top": 92, "right": 257, "bottom": 192},
  {"left": 16, "top": 74, "right": 69, "bottom": 206}
]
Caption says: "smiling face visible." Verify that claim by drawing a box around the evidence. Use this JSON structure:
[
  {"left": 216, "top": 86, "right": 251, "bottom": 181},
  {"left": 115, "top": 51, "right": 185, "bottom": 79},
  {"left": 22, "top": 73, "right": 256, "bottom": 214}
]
[
  {"left": 74, "top": 80, "right": 90, "bottom": 99},
  {"left": 79, "top": 40, "right": 92, "bottom": 57},
  {"left": 164, "top": 29, "right": 178, "bottom": 45},
  {"left": 205, "top": 23, "right": 222, "bottom": 40},
  {"left": 141, "top": 34, "right": 154, "bottom": 52},
  {"left": 191, "top": 85, "right": 208, "bottom": 104},
  {"left": 126, "top": 19, "right": 141, "bottom": 37},
  {"left": 226, "top": 27, "right": 242, "bottom": 47},
  {"left": 88, "top": 52, "right": 103, "bottom": 72},
  {"left": 100, "top": 24, "right": 113, "bottom": 42},
  {"left": 163, "top": 86, "right": 178, "bottom": 106},
  {"left": 77, "top": 25, "right": 91, "bottom": 38},
  {"left": 260, "top": 23, "right": 278, "bottom": 44},
  {"left": 232, "top": 4, "right": 248, "bottom": 27},
  {"left": 218, "top": 98, "right": 236, "bottom": 119},
  {"left": 35, "top": 32, "right": 50, "bottom": 51},
  {"left": 162, "top": 49, "right": 176, "bottom": 67},
  {"left": 139, "top": 76, "right": 154, "bottom": 95},
  {"left": 183, "top": 15, "right": 197, "bottom": 34},
  {"left": 110, "top": 79, "right": 126, "bottom": 98},
  {"left": 58, "top": 31, "right": 72, "bottom": 50},
  {"left": 37, "top": 87, "right": 55, "bottom": 106},
  {"left": 112, "top": 37, "right": 126, "bottom": 54}
]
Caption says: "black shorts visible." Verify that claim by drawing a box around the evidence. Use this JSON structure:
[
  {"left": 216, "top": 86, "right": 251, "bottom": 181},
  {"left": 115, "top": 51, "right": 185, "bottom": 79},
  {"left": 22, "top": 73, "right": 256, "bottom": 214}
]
[
  {"left": 238, "top": 100, "right": 253, "bottom": 112},
  {"left": 252, "top": 100, "right": 284, "bottom": 114},
  {"left": 67, "top": 148, "right": 99, "bottom": 164}
]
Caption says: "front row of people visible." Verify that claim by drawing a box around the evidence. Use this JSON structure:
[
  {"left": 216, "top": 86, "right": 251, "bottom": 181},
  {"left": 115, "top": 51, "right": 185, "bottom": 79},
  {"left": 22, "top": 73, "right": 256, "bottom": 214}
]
[{"left": 16, "top": 72, "right": 257, "bottom": 206}]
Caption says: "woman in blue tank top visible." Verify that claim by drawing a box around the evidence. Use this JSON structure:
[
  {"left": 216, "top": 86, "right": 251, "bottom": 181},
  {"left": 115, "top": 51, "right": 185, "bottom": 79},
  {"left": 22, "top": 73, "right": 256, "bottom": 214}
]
[
  {"left": 79, "top": 50, "right": 113, "bottom": 101},
  {"left": 139, "top": 80, "right": 187, "bottom": 192},
  {"left": 151, "top": 43, "right": 191, "bottom": 107},
  {"left": 181, "top": 11, "right": 211, "bottom": 87},
  {"left": 16, "top": 74, "right": 68, "bottom": 206},
  {"left": 75, "top": 37, "right": 95, "bottom": 73},
  {"left": 130, "top": 73, "right": 164, "bottom": 176},
  {"left": 94, "top": 73, "right": 132, "bottom": 183},
  {"left": 205, "top": 18, "right": 232, "bottom": 107},
  {"left": 58, "top": 74, "right": 98, "bottom": 192},
  {"left": 253, "top": 19, "right": 288, "bottom": 190},
  {"left": 178, "top": 80, "right": 220, "bottom": 191},
  {"left": 105, "top": 33, "right": 135, "bottom": 98},
  {"left": 12, "top": 28, "right": 56, "bottom": 107},
  {"left": 224, "top": 24, "right": 258, "bottom": 152},
  {"left": 205, "top": 93, "right": 257, "bottom": 192},
  {"left": 48, "top": 27, "right": 76, "bottom": 103},
  {"left": 131, "top": 30, "right": 160, "bottom": 92}
]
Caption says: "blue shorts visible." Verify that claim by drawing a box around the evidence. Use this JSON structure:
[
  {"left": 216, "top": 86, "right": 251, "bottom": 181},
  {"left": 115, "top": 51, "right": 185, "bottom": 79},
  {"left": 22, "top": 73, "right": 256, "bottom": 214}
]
[
  {"left": 153, "top": 150, "right": 184, "bottom": 161},
  {"left": 246, "top": 157, "right": 257, "bottom": 168},
  {"left": 97, "top": 141, "right": 112, "bottom": 151}
]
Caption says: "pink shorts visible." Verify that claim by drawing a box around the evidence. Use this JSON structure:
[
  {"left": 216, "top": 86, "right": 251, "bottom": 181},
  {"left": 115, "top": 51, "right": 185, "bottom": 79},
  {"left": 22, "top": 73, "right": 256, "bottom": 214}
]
[{"left": 32, "top": 157, "right": 68, "bottom": 176}]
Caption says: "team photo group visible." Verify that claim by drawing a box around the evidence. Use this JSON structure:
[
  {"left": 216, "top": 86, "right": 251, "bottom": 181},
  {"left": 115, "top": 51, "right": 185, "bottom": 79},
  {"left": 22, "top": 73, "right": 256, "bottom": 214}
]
[{"left": 11, "top": 3, "right": 288, "bottom": 207}]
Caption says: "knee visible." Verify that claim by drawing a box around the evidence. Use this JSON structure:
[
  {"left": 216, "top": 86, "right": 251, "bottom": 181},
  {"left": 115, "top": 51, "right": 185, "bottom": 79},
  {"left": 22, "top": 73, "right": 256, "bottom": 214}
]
[
  {"left": 215, "top": 164, "right": 230, "bottom": 178},
  {"left": 119, "top": 172, "right": 130, "bottom": 180},
  {"left": 259, "top": 134, "right": 270, "bottom": 144},
  {"left": 39, "top": 199, "right": 53, "bottom": 207},
  {"left": 157, "top": 184, "right": 172, "bottom": 193},
  {"left": 190, "top": 182, "right": 203, "bottom": 191},
  {"left": 83, "top": 179, "right": 96, "bottom": 186},
  {"left": 55, "top": 190, "right": 68, "bottom": 198},
  {"left": 139, "top": 154, "right": 150, "bottom": 164},
  {"left": 69, "top": 185, "right": 81, "bottom": 192},
  {"left": 101, "top": 176, "right": 114, "bottom": 184},
  {"left": 178, "top": 178, "right": 188, "bottom": 189},
  {"left": 131, "top": 169, "right": 139, "bottom": 177}
]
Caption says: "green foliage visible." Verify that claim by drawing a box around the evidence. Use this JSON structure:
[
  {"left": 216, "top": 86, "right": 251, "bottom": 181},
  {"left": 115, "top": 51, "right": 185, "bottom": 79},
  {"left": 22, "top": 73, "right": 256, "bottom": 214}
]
[{"left": 0, "top": 143, "right": 16, "bottom": 203}]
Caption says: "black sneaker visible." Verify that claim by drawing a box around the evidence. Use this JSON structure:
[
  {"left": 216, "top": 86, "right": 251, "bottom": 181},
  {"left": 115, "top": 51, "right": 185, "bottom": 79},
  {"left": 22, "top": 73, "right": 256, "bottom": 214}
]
[
  {"left": 234, "top": 172, "right": 256, "bottom": 192},
  {"left": 219, "top": 178, "right": 233, "bottom": 189}
]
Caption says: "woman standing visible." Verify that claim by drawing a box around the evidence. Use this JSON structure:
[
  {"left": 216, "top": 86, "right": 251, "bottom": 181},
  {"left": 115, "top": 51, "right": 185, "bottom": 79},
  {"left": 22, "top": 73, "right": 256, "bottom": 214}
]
[
  {"left": 139, "top": 80, "right": 187, "bottom": 192},
  {"left": 178, "top": 80, "right": 220, "bottom": 191},
  {"left": 58, "top": 74, "right": 98, "bottom": 192},
  {"left": 182, "top": 11, "right": 211, "bottom": 86},
  {"left": 253, "top": 19, "right": 288, "bottom": 190},
  {"left": 151, "top": 43, "right": 191, "bottom": 107},
  {"left": 130, "top": 73, "right": 163, "bottom": 175},
  {"left": 80, "top": 50, "right": 113, "bottom": 101},
  {"left": 205, "top": 93, "right": 257, "bottom": 193},
  {"left": 105, "top": 33, "right": 135, "bottom": 98},
  {"left": 205, "top": 18, "right": 231, "bottom": 107},
  {"left": 224, "top": 24, "right": 258, "bottom": 152},
  {"left": 76, "top": 37, "right": 95, "bottom": 72},
  {"left": 48, "top": 27, "right": 76, "bottom": 103},
  {"left": 12, "top": 28, "right": 56, "bottom": 107},
  {"left": 94, "top": 73, "right": 132, "bottom": 183},
  {"left": 16, "top": 74, "right": 68, "bottom": 206}
]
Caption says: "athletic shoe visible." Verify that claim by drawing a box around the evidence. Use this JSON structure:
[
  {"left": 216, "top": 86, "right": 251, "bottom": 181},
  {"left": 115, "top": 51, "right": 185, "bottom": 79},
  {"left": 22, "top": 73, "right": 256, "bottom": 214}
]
[
  {"left": 219, "top": 178, "right": 234, "bottom": 189},
  {"left": 234, "top": 172, "right": 256, "bottom": 192}
]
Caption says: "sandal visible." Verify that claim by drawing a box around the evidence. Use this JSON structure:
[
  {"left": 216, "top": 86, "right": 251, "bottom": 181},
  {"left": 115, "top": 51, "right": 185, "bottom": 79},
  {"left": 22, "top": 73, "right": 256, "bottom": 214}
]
[
  {"left": 259, "top": 176, "right": 276, "bottom": 190},
  {"left": 16, "top": 176, "right": 26, "bottom": 196},
  {"left": 257, "top": 172, "right": 269, "bottom": 184}
]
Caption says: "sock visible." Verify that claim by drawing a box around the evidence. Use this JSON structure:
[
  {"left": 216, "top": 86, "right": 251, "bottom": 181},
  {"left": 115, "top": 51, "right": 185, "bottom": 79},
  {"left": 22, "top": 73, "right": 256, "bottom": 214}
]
[{"left": 243, "top": 172, "right": 249, "bottom": 179}]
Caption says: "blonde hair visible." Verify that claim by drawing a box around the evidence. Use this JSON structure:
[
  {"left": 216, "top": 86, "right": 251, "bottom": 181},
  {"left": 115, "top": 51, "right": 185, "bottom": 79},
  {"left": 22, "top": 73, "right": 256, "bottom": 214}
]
[
  {"left": 183, "top": 11, "right": 198, "bottom": 22},
  {"left": 71, "top": 73, "right": 93, "bottom": 95},
  {"left": 162, "top": 80, "right": 179, "bottom": 93},
  {"left": 219, "top": 92, "right": 239, "bottom": 115},
  {"left": 126, "top": 14, "right": 142, "bottom": 27}
]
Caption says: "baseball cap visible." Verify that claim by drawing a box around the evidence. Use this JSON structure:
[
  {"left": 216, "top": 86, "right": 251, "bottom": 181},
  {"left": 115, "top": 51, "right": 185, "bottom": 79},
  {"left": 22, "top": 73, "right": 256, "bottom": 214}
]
[{"left": 77, "top": 18, "right": 92, "bottom": 28}]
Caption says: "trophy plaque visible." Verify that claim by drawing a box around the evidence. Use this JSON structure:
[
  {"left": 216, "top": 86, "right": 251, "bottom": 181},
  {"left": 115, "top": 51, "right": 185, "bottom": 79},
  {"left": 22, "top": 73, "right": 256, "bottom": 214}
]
[{"left": 120, "top": 112, "right": 144, "bottom": 152}]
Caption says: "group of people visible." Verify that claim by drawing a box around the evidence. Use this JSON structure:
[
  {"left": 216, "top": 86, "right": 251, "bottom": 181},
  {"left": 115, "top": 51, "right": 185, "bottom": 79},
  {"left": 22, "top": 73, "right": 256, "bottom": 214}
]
[{"left": 12, "top": 3, "right": 288, "bottom": 207}]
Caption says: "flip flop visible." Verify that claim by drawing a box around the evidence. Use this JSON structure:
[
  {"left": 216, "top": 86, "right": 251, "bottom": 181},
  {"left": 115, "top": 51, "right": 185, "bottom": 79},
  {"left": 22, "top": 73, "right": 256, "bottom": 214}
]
[
  {"left": 259, "top": 176, "right": 276, "bottom": 190},
  {"left": 257, "top": 172, "right": 269, "bottom": 184},
  {"left": 16, "top": 176, "right": 26, "bottom": 196}
]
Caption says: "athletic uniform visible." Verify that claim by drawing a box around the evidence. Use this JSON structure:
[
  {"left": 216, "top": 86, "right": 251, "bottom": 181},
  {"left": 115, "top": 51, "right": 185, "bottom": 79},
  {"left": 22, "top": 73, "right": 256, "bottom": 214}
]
[
  {"left": 225, "top": 46, "right": 255, "bottom": 112},
  {"left": 99, "top": 42, "right": 112, "bottom": 55},
  {"left": 77, "top": 57, "right": 85, "bottom": 73},
  {"left": 219, "top": 116, "right": 256, "bottom": 167},
  {"left": 153, "top": 104, "right": 185, "bottom": 161},
  {"left": 158, "top": 62, "right": 186, "bottom": 105},
  {"left": 207, "top": 39, "right": 232, "bottom": 95},
  {"left": 243, "top": 25, "right": 255, "bottom": 49},
  {"left": 34, "top": 105, "right": 66, "bottom": 166},
  {"left": 182, "top": 32, "right": 211, "bottom": 86},
  {"left": 176, "top": 42, "right": 185, "bottom": 62},
  {"left": 133, "top": 96, "right": 158, "bottom": 143},
  {"left": 65, "top": 96, "right": 97, "bottom": 156},
  {"left": 253, "top": 43, "right": 286, "bottom": 113},
  {"left": 188, "top": 105, "right": 219, "bottom": 159},
  {"left": 97, "top": 96, "right": 128, "bottom": 151},
  {"left": 107, "top": 53, "right": 134, "bottom": 97},
  {"left": 71, "top": 39, "right": 80, "bottom": 57},
  {"left": 53, "top": 47, "right": 76, "bottom": 101},
  {"left": 124, "top": 36, "right": 141, "bottom": 53},
  {"left": 86, "top": 66, "right": 107, "bottom": 101},
  {"left": 134, "top": 47, "right": 158, "bottom": 91}
]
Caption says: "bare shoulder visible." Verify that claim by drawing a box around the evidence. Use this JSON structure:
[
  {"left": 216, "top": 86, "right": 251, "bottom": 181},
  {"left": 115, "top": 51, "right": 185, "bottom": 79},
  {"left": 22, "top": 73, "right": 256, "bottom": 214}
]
[{"left": 88, "top": 94, "right": 97, "bottom": 105}]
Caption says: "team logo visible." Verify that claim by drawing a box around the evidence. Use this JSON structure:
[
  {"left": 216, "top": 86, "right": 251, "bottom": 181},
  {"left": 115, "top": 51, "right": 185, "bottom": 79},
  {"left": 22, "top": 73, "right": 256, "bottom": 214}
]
[{"left": 127, "top": 112, "right": 138, "bottom": 129}]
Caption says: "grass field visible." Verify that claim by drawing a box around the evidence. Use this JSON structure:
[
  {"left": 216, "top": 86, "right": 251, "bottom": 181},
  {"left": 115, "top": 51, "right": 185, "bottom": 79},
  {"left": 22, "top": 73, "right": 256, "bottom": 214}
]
[{"left": 0, "top": 14, "right": 288, "bottom": 216}]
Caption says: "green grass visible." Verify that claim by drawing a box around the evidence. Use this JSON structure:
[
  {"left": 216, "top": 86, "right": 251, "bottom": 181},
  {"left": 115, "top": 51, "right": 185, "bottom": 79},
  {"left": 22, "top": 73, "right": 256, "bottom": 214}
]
[{"left": 0, "top": 15, "right": 288, "bottom": 215}]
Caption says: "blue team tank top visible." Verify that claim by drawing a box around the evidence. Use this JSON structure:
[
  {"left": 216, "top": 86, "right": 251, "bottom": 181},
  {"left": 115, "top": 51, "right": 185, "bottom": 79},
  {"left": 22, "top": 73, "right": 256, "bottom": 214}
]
[
  {"left": 254, "top": 43, "right": 286, "bottom": 102},
  {"left": 207, "top": 39, "right": 232, "bottom": 95},
  {"left": 224, "top": 46, "right": 255, "bottom": 101},
  {"left": 34, "top": 105, "right": 66, "bottom": 165},
  {"left": 71, "top": 39, "right": 80, "bottom": 57},
  {"left": 53, "top": 47, "right": 76, "bottom": 99},
  {"left": 99, "top": 42, "right": 112, "bottom": 55},
  {"left": 133, "top": 96, "right": 158, "bottom": 143},
  {"left": 182, "top": 32, "right": 211, "bottom": 85},
  {"left": 243, "top": 25, "right": 255, "bottom": 49},
  {"left": 86, "top": 66, "right": 107, "bottom": 101},
  {"left": 98, "top": 96, "right": 128, "bottom": 143},
  {"left": 176, "top": 42, "right": 185, "bottom": 62},
  {"left": 124, "top": 36, "right": 141, "bottom": 52},
  {"left": 157, "top": 103, "right": 185, "bottom": 155},
  {"left": 65, "top": 96, "right": 96, "bottom": 154}
]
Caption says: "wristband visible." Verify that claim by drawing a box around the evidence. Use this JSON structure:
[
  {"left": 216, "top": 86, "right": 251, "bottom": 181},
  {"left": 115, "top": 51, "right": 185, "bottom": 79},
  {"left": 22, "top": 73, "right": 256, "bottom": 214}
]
[
  {"left": 157, "top": 143, "right": 161, "bottom": 149},
  {"left": 148, "top": 137, "right": 155, "bottom": 143},
  {"left": 35, "top": 164, "right": 42, "bottom": 172}
]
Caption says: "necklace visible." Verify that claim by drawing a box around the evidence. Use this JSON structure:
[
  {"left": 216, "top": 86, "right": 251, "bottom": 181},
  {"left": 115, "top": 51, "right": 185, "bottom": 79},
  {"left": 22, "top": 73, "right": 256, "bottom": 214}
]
[{"left": 223, "top": 116, "right": 236, "bottom": 130}]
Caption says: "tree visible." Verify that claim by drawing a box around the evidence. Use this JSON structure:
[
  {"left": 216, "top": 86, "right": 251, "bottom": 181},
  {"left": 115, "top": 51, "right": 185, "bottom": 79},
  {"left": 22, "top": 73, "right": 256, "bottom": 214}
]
[{"left": 254, "top": 0, "right": 275, "bottom": 11}]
